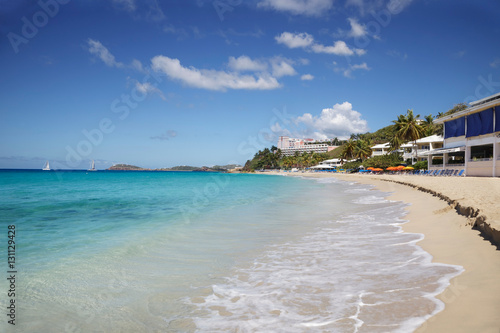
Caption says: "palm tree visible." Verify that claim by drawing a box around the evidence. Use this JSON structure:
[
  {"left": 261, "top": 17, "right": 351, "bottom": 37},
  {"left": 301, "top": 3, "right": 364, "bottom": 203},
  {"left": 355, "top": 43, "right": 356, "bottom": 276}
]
[
  {"left": 388, "top": 135, "right": 403, "bottom": 152},
  {"left": 280, "top": 156, "right": 292, "bottom": 169},
  {"left": 423, "top": 114, "right": 435, "bottom": 136},
  {"left": 354, "top": 139, "right": 372, "bottom": 161},
  {"left": 340, "top": 139, "right": 356, "bottom": 162},
  {"left": 392, "top": 109, "right": 425, "bottom": 164},
  {"left": 301, "top": 152, "right": 311, "bottom": 168}
]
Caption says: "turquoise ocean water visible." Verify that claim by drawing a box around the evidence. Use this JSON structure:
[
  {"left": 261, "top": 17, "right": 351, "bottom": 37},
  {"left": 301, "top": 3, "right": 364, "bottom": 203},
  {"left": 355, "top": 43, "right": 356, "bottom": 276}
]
[{"left": 0, "top": 170, "right": 462, "bottom": 332}]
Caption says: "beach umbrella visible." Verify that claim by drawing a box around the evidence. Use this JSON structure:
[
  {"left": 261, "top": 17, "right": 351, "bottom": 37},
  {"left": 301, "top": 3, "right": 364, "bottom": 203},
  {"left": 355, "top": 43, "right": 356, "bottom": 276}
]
[
  {"left": 367, "top": 167, "right": 374, "bottom": 170},
  {"left": 403, "top": 166, "right": 414, "bottom": 170},
  {"left": 396, "top": 165, "right": 405, "bottom": 170}
]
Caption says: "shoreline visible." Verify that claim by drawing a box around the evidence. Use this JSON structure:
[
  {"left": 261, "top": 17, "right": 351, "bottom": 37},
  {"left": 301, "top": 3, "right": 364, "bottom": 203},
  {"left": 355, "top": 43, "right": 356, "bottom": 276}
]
[{"left": 257, "top": 171, "right": 500, "bottom": 332}]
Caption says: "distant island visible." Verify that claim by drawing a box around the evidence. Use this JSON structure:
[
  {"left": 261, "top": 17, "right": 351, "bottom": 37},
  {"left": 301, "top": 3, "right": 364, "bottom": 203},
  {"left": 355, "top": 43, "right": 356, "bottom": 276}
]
[
  {"left": 106, "top": 164, "right": 242, "bottom": 172},
  {"left": 106, "top": 164, "right": 150, "bottom": 171}
]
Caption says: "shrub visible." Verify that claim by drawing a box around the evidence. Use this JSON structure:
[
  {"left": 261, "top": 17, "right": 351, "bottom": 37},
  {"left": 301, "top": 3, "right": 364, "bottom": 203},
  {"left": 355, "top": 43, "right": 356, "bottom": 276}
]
[{"left": 413, "top": 161, "right": 428, "bottom": 170}]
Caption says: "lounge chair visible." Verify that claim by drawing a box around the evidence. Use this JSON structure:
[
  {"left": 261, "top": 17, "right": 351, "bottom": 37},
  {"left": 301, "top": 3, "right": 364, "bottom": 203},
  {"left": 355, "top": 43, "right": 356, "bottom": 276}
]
[{"left": 457, "top": 169, "right": 465, "bottom": 177}]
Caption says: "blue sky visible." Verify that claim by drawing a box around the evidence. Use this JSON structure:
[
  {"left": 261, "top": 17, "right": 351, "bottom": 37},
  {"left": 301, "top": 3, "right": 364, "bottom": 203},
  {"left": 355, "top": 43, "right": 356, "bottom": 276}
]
[{"left": 1, "top": 0, "right": 500, "bottom": 169}]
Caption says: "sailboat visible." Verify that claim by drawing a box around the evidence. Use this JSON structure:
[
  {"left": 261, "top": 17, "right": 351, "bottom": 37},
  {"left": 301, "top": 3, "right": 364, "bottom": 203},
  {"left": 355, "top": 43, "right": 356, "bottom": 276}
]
[
  {"left": 88, "top": 160, "right": 97, "bottom": 171},
  {"left": 42, "top": 161, "right": 50, "bottom": 171}
]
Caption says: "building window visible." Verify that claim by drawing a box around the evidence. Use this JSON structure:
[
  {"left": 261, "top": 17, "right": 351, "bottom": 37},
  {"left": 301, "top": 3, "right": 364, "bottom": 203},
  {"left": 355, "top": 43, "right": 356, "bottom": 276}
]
[
  {"left": 432, "top": 155, "right": 443, "bottom": 165},
  {"left": 448, "top": 152, "right": 465, "bottom": 165},
  {"left": 470, "top": 144, "right": 493, "bottom": 161}
]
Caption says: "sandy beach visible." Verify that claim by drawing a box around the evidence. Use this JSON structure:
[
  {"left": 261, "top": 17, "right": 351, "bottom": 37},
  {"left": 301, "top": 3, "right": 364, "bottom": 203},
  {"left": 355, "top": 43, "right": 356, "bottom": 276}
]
[{"left": 258, "top": 171, "right": 500, "bottom": 333}]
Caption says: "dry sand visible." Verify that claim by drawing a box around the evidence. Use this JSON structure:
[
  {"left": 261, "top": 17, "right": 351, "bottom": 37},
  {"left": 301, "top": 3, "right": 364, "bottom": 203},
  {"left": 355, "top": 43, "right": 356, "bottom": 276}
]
[{"left": 257, "top": 171, "right": 500, "bottom": 333}]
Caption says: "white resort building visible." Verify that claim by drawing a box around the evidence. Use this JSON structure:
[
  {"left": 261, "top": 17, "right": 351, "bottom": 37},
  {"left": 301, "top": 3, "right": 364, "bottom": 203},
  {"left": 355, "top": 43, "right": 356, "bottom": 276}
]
[
  {"left": 370, "top": 135, "right": 444, "bottom": 163},
  {"left": 429, "top": 92, "right": 500, "bottom": 177},
  {"left": 400, "top": 134, "right": 444, "bottom": 163},
  {"left": 309, "top": 158, "right": 344, "bottom": 170},
  {"left": 371, "top": 143, "right": 391, "bottom": 157},
  {"left": 277, "top": 136, "right": 338, "bottom": 156}
]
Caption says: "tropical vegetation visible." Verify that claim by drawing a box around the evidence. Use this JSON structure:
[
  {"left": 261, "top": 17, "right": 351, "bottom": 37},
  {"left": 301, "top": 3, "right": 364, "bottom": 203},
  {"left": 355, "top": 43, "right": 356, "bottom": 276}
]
[{"left": 242, "top": 147, "right": 331, "bottom": 171}]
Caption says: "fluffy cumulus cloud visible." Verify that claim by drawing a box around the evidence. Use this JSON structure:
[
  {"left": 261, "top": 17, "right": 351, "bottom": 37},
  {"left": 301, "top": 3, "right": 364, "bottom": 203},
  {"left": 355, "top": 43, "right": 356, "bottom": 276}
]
[
  {"left": 151, "top": 55, "right": 281, "bottom": 91},
  {"left": 294, "top": 102, "right": 369, "bottom": 139},
  {"left": 301, "top": 74, "right": 314, "bottom": 80},
  {"left": 270, "top": 57, "right": 297, "bottom": 77},
  {"left": 228, "top": 55, "right": 268, "bottom": 72},
  {"left": 276, "top": 32, "right": 365, "bottom": 56},
  {"left": 228, "top": 55, "right": 297, "bottom": 78},
  {"left": 257, "top": 0, "right": 333, "bottom": 16},
  {"left": 87, "top": 39, "right": 124, "bottom": 68},
  {"left": 275, "top": 32, "right": 314, "bottom": 48},
  {"left": 347, "top": 18, "right": 367, "bottom": 37}
]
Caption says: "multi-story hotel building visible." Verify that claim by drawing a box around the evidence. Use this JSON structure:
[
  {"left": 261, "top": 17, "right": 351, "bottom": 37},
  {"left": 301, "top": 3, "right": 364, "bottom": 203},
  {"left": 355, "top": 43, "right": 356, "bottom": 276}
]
[
  {"left": 430, "top": 92, "right": 500, "bottom": 177},
  {"left": 277, "top": 136, "right": 338, "bottom": 156}
]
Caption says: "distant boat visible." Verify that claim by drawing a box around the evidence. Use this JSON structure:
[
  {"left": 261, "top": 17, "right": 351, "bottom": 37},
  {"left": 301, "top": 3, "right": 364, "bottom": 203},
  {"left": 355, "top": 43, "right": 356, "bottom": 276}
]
[
  {"left": 42, "top": 161, "right": 50, "bottom": 171},
  {"left": 88, "top": 160, "right": 97, "bottom": 171}
]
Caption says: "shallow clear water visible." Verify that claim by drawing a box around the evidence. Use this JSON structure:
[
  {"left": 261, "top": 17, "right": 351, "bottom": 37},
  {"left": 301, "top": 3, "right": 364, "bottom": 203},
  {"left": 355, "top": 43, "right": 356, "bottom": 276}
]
[{"left": 0, "top": 171, "right": 462, "bottom": 332}]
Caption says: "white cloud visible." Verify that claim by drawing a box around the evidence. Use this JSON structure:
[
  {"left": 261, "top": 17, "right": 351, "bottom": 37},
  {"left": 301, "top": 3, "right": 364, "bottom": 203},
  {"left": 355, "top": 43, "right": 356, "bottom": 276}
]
[
  {"left": 151, "top": 55, "right": 281, "bottom": 91},
  {"left": 271, "top": 122, "right": 292, "bottom": 137},
  {"left": 228, "top": 56, "right": 268, "bottom": 72},
  {"left": 276, "top": 31, "right": 365, "bottom": 56},
  {"left": 275, "top": 32, "right": 314, "bottom": 48},
  {"left": 355, "top": 48, "right": 366, "bottom": 55},
  {"left": 340, "top": 62, "right": 371, "bottom": 78},
  {"left": 294, "top": 102, "right": 369, "bottom": 139},
  {"left": 257, "top": 0, "right": 333, "bottom": 16},
  {"left": 135, "top": 82, "right": 166, "bottom": 100},
  {"left": 87, "top": 39, "right": 123, "bottom": 68},
  {"left": 270, "top": 57, "right": 297, "bottom": 77},
  {"left": 131, "top": 59, "right": 144, "bottom": 72},
  {"left": 351, "top": 62, "right": 370, "bottom": 70},
  {"left": 348, "top": 18, "right": 367, "bottom": 37},
  {"left": 86, "top": 40, "right": 148, "bottom": 72},
  {"left": 311, "top": 40, "right": 355, "bottom": 56},
  {"left": 301, "top": 74, "right": 314, "bottom": 80}
]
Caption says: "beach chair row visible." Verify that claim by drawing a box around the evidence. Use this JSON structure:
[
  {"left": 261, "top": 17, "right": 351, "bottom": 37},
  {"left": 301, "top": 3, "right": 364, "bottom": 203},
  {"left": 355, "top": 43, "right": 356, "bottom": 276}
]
[{"left": 413, "top": 169, "right": 465, "bottom": 176}]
